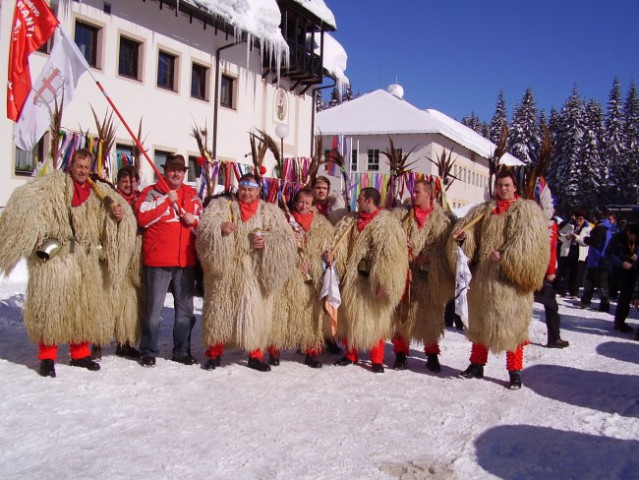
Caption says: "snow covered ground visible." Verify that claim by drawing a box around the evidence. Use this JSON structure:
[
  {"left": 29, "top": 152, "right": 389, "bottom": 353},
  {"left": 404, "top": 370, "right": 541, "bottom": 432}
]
[{"left": 0, "top": 261, "right": 638, "bottom": 480}]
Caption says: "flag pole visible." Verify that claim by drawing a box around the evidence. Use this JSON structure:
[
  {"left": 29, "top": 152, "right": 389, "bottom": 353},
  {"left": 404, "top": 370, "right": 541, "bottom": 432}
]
[
  {"left": 89, "top": 73, "right": 187, "bottom": 222},
  {"left": 89, "top": 74, "right": 171, "bottom": 192}
]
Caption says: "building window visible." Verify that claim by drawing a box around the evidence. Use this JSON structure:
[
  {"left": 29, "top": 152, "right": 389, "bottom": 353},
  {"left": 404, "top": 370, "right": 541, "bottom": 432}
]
[
  {"left": 220, "top": 74, "right": 235, "bottom": 108},
  {"left": 351, "top": 147, "right": 358, "bottom": 171},
  {"left": 118, "top": 36, "right": 141, "bottom": 80},
  {"left": 157, "top": 50, "right": 177, "bottom": 90},
  {"left": 153, "top": 149, "right": 173, "bottom": 178},
  {"left": 187, "top": 155, "right": 201, "bottom": 182},
  {"left": 191, "top": 63, "right": 208, "bottom": 100},
  {"left": 75, "top": 20, "right": 99, "bottom": 67},
  {"left": 15, "top": 137, "right": 45, "bottom": 175},
  {"left": 367, "top": 149, "right": 380, "bottom": 171}
]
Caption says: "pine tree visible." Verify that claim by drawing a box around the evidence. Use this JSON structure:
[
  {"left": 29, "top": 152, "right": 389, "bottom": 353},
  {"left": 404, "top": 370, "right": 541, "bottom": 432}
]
[
  {"left": 315, "top": 90, "right": 327, "bottom": 112},
  {"left": 623, "top": 80, "right": 639, "bottom": 203},
  {"left": 489, "top": 91, "right": 508, "bottom": 144},
  {"left": 546, "top": 107, "right": 562, "bottom": 189},
  {"left": 328, "top": 87, "right": 341, "bottom": 108},
  {"left": 554, "top": 87, "right": 586, "bottom": 215},
  {"left": 578, "top": 99, "right": 606, "bottom": 211},
  {"left": 603, "top": 77, "right": 627, "bottom": 204},
  {"left": 508, "top": 87, "right": 540, "bottom": 166},
  {"left": 461, "top": 111, "right": 482, "bottom": 134}
]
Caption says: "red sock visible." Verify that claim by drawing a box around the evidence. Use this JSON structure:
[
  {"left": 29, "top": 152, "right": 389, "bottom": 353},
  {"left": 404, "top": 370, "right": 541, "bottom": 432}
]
[
  {"left": 424, "top": 342, "right": 440, "bottom": 355},
  {"left": 391, "top": 334, "right": 410, "bottom": 355},
  {"left": 248, "top": 349, "right": 263, "bottom": 361},
  {"left": 38, "top": 343, "right": 58, "bottom": 361},
  {"left": 305, "top": 348, "right": 320, "bottom": 357},
  {"left": 506, "top": 344, "right": 524, "bottom": 371},
  {"left": 369, "top": 339, "right": 385, "bottom": 364},
  {"left": 267, "top": 346, "right": 280, "bottom": 358},
  {"left": 206, "top": 343, "right": 224, "bottom": 358},
  {"left": 69, "top": 342, "right": 90, "bottom": 360},
  {"left": 469, "top": 343, "right": 489, "bottom": 365}
]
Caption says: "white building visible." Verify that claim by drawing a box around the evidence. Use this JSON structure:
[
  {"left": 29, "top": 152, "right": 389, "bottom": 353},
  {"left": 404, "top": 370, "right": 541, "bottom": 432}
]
[
  {"left": 0, "top": 0, "right": 346, "bottom": 206},
  {"left": 315, "top": 85, "right": 522, "bottom": 208}
]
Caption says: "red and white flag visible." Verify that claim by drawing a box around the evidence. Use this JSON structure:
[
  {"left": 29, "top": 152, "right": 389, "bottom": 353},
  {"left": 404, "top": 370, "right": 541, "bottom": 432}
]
[
  {"left": 14, "top": 28, "right": 90, "bottom": 151},
  {"left": 7, "top": 0, "right": 59, "bottom": 121}
]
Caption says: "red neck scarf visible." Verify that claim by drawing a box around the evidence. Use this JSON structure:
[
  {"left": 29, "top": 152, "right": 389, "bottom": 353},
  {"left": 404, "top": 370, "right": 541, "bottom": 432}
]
[
  {"left": 117, "top": 188, "right": 138, "bottom": 206},
  {"left": 491, "top": 195, "right": 519, "bottom": 215},
  {"left": 72, "top": 180, "right": 91, "bottom": 207},
  {"left": 357, "top": 208, "right": 381, "bottom": 232},
  {"left": 292, "top": 211, "right": 314, "bottom": 232},
  {"left": 413, "top": 205, "right": 433, "bottom": 230},
  {"left": 239, "top": 200, "right": 259, "bottom": 222},
  {"left": 315, "top": 202, "right": 329, "bottom": 217}
]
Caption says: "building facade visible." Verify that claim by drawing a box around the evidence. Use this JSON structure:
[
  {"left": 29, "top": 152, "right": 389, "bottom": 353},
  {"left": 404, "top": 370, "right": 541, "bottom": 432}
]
[{"left": 0, "top": 0, "right": 343, "bottom": 206}]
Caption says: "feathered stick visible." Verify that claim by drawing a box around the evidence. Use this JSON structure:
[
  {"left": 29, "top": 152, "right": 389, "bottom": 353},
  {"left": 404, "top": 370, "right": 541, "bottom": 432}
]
[
  {"left": 525, "top": 124, "right": 553, "bottom": 200},
  {"left": 49, "top": 91, "right": 64, "bottom": 170},
  {"left": 487, "top": 123, "right": 509, "bottom": 198},
  {"left": 380, "top": 136, "right": 418, "bottom": 208},
  {"left": 191, "top": 121, "right": 214, "bottom": 197},
  {"left": 426, "top": 147, "right": 460, "bottom": 192},
  {"left": 90, "top": 105, "right": 117, "bottom": 179}
]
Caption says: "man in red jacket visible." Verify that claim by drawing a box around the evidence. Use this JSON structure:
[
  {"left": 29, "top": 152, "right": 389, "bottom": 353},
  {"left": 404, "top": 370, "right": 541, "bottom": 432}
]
[{"left": 135, "top": 155, "right": 202, "bottom": 367}]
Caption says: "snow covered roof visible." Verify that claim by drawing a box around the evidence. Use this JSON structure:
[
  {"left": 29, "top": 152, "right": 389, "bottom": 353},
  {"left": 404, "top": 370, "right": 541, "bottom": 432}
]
[
  {"left": 292, "top": 0, "right": 337, "bottom": 29},
  {"left": 314, "top": 33, "right": 349, "bottom": 91},
  {"left": 184, "top": 0, "right": 289, "bottom": 64},
  {"left": 315, "top": 88, "right": 523, "bottom": 165}
]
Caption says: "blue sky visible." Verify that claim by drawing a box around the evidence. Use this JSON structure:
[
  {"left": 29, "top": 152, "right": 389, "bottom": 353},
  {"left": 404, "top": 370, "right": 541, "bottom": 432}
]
[{"left": 326, "top": 0, "right": 639, "bottom": 122}]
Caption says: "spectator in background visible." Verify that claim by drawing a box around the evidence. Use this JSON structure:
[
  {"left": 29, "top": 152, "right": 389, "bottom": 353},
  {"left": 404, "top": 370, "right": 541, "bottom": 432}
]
[
  {"left": 607, "top": 223, "right": 639, "bottom": 334},
  {"left": 557, "top": 210, "right": 590, "bottom": 298},
  {"left": 581, "top": 211, "right": 614, "bottom": 312}
]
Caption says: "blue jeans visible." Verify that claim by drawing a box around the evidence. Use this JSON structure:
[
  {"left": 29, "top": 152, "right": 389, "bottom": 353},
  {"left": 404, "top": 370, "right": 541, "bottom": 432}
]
[{"left": 139, "top": 266, "right": 195, "bottom": 358}]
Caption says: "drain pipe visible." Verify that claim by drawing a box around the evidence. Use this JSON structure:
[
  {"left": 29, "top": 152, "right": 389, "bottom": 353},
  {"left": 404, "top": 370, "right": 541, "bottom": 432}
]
[
  {"left": 310, "top": 78, "right": 336, "bottom": 156},
  {"left": 212, "top": 41, "right": 242, "bottom": 160}
]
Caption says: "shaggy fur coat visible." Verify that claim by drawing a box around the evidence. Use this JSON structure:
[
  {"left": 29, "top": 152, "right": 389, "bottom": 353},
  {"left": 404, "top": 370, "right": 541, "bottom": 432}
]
[
  {"left": 270, "top": 213, "right": 334, "bottom": 351},
  {"left": 391, "top": 204, "right": 454, "bottom": 344},
  {"left": 332, "top": 210, "right": 408, "bottom": 350},
  {"left": 314, "top": 195, "right": 348, "bottom": 225},
  {"left": 196, "top": 198, "right": 297, "bottom": 351},
  {"left": 0, "top": 171, "right": 137, "bottom": 346},
  {"left": 448, "top": 199, "right": 549, "bottom": 352},
  {"left": 111, "top": 226, "right": 144, "bottom": 346}
]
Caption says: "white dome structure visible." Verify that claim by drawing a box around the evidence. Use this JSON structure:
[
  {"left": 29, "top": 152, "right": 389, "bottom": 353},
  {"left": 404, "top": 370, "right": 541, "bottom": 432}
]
[{"left": 387, "top": 83, "right": 404, "bottom": 99}]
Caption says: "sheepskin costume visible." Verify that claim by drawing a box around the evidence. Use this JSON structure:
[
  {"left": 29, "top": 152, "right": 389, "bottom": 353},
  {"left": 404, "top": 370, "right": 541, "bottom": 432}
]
[
  {"left": 0, "top": 170, "right": 137, "bottom": 346},
  {"left": 448, "top": 199, "right": 549, "bottom": 352},
  {"left": 112, "top": 227, "right": 144, "bottom": 346},
  {"left": 196, "top": 198, "right": 297, "bottom": 351},
  {"left": 332, "top": 210, "right": 408, "bottom": 350},
  {"left": 313, "top": 195, "right": 348, "bottom": 225},
  {"left": 391, "top": 204, "right": 455, "bottom": 344},
  {"left": 270, "top": 213, "right": 334, "bottom": 352}
]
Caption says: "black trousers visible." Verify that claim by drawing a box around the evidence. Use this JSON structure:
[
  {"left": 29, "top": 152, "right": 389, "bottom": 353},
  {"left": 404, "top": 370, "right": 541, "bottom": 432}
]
[
  {"left": 534, "top": 282, "right": 561, "bottom": 344},
  {"left": 613, "top": 268, "right": 639, "bottom": 325}
]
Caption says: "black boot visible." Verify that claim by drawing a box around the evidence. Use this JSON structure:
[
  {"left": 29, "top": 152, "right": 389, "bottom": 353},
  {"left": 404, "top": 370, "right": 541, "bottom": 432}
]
[
  {"left": 598, "top": 301, "right": 610, "bottom": 313},
  {"left": 70, "top": 356, "right": 100, "bottom": 371},
  {"left": 115, "top": 343, "right": 141, "bottom": 359},
  {"left": 335, "top": 356, "right": 354, "bottom": 366},
  {"left": 39, "top": 359, "right": 56, "bottom": 378},
  {"left": 324, "top": 338, "right": 342, "bottom": 355},
  {"left": 247, "top": 357, "right": 271, "bottom": 372},
  {"left": 508, "top": 370, "right": 522, "bottom": 390},
  {"left": 91, "top": 345, "right": 102, "bottom": 361},
  {"left": 268, "top": 354, "right": 280, "bottom": 366},
  {"left": 171, "top": 354, "right": 199, "bottom": 366},
  {"left": 426, "top": 353, "right": 441, "bottom": 372},
  {"left": 614, "top": 321, "right": 633, "bottom": 333},
  {"left": 393, "top": 352, "right": 408, "bottom": 370},
  {"left": 304, "top": 354, "right": 322, "bottom": 368},
  {"left": 203, "top": 356, "right": 221, "bottom": 370},
  {"left": 371, "top": 363, "right": 385, "bottom": 373},
  {"left": 140, "top": 356, "right": 156, "bottom": 367},
  {"left": 459, "top": 363, "right": 484, "bottom": 379}
]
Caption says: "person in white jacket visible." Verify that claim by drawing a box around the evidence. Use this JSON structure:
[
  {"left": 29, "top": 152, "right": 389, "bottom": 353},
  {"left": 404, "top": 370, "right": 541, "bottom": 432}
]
[{"left": 557, "top": 211, "right": 591, "bottom": 298}]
